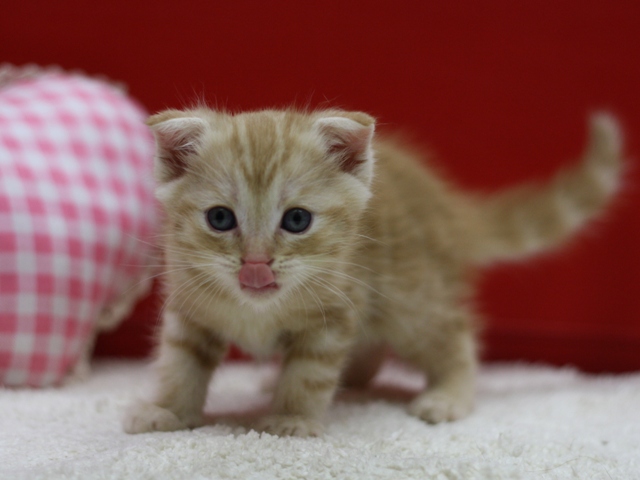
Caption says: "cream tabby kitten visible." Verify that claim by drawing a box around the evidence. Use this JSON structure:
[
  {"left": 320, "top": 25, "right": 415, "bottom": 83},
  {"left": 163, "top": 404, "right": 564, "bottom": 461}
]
[{"left": 123, "top": 108, "right": 623, "bottom": 437}]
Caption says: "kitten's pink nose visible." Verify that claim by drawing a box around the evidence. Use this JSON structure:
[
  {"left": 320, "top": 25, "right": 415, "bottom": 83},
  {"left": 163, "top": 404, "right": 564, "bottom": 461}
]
[{"left": 239, "top": 256, "right": 276, "bottom": 289}]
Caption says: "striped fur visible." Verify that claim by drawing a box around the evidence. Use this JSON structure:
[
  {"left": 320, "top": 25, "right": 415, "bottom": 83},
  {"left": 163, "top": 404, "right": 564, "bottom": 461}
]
[{"left": 123, "top": 109, "right": 624, "bottom": 437}]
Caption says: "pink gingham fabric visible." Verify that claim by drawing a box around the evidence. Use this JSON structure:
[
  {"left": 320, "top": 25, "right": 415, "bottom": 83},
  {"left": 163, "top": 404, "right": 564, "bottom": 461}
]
[{"left": 0, "top": 72, "right": 157, "bottom": 387}]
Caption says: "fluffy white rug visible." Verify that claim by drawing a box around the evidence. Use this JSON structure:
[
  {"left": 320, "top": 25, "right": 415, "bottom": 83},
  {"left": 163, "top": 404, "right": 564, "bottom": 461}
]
[{"left": 1, "top": 359, "right": 639, "bottom": 480}]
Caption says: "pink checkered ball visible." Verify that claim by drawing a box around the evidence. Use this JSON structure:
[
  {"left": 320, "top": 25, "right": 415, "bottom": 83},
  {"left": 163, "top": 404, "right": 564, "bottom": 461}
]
[{"left": 0, "top": 69, "right": 158, "bottom": 387}]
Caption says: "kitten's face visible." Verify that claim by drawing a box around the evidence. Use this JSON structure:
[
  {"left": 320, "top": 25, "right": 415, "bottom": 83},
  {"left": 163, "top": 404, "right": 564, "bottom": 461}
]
[{"left": 150, "top": 109, "right": 375, "bottom": 310}]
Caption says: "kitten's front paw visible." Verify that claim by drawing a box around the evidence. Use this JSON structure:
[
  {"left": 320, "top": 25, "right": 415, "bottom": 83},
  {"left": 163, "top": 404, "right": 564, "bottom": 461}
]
[
  {"left": 257, "top": 415, "right": 324, "bottom": 438},
  {"left": 408, "top": 390, "right": 473, "bottom": 424},
  {"left": 122, "top": 401, "right": 199, "bottom": 434}
]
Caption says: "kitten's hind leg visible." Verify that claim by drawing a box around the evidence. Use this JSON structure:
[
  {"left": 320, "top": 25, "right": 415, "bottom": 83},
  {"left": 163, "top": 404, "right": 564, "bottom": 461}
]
[
  {"left": 123, "top": 312, "right": 227, "bottom": 434},
  {"left": 394, "top": 309, "right": 478, "bottom": 424}
]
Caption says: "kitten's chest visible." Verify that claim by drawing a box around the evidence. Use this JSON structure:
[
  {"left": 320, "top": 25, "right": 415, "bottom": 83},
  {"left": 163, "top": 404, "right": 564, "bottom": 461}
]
[{"left": 202, "top": 300, "right": 285, "bottom": 357}]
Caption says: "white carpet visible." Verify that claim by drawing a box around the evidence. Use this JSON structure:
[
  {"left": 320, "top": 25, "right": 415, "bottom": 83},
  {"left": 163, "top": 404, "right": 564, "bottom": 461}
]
[{"left": 1, "top": 359, "right": 639, "bottom": 480}]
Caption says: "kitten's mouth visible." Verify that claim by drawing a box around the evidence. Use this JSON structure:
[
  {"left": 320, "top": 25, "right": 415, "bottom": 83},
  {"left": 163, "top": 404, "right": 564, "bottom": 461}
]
[{"left": 240, "top": 282, "right": 280, "bottom": 296}]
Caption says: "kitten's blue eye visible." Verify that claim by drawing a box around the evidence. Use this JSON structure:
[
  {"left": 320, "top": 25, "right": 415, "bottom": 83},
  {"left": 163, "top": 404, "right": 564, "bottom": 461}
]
[
  {"left": 281, "top": 208, "right": 312, "bottom": 233},
  {"left": 206, "top": 207, "right": 237, "bottom": 231}
]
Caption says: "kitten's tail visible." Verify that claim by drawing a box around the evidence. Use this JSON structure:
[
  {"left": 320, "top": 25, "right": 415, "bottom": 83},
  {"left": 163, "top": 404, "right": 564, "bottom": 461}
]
[{"left": 469, "top": 113, "right": 625, "bottom": 265}]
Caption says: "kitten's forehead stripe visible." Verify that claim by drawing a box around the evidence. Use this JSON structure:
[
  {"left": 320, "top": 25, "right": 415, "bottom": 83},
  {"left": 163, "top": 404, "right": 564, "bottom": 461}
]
[
  {"left": 233, "top": 117, "right": 253, "bottom": 184},
  {"left": 247, "top": 114, "right": 279, "bottom": 191},
  {"left": 275, "top": 115, "right": 292, "bottom": 178},
  {"left": 230, "top": 112, "right": 302, "bottom": 195}
]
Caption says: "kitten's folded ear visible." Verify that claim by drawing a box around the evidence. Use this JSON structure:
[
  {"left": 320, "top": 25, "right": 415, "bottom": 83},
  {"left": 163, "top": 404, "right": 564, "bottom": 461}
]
[
  {"left": 146, "top": 110, "right": 208, "bottom": 183},
  {"left": 314, "top": 111, "right": 376, "bottom": 186}
]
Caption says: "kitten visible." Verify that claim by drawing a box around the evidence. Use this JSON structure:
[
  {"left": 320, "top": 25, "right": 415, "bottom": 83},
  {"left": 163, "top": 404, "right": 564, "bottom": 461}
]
[{"left": 123, "top": 108, "right": 623, "bottom": 437}]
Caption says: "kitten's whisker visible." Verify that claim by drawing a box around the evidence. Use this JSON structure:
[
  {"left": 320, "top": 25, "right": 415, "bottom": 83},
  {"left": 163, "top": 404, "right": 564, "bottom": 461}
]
[
  {"left": 161, "top": 269, "right": 211, "bottom": 316},
  {"left": 109, "top": 264, "right": 196, "bottom": 303},
  {"left": 297, "top": 277, "right": 327, "bottom": 330},
  {"left": 353, "top": 233, "right": 389, "bottom": 247},
  {"left": 201, "top": 276, "right": 228, "bottom": 321},
  {"left": 159, "top": 270, "right": 213, "bottom": 321},
  {"left": 162, "top": 246, "right": 221, "bottom": 263},
  {"left": 293, "top": 283, "right": 311, "bottom": 327},
  {"left": 307, "top": 268, "right": 369, "bottom": 338},
  {"left": 306, "top": 258, "right": 379, "bottom": 274},
  {"left": 181, "top": 274, "right": 218, "bottom": 323},
  {"left": 305, "top": 276, "right": 359, "bottom": 315},
  {"left": 182, "top": 271, "right": 227, "bottom": 325},
  {"left": 122, "top": 232, "right": 163, "bottom": 252},
  {"left": 304, "top": 265, "right": 393, "bottom": 302},
  {"left": 173, "top": 274, "right": 220, "bottom": 324},
  {"left": 280, "top": 282, "right": 310, "bottom": 330},
  {"left": 160, "top": 263, "right": 226, "bottom": 281}
]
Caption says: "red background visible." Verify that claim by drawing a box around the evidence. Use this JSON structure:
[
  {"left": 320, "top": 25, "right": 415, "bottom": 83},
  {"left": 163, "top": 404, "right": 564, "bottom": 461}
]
[{"left": 2, "top": 1, "right": 638, "bottom": 371}]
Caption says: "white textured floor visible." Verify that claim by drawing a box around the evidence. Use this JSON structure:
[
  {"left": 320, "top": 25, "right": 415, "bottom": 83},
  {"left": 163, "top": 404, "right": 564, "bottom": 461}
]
[{"left": 1, "top": 359, "right": 639, "bottom": 480}]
